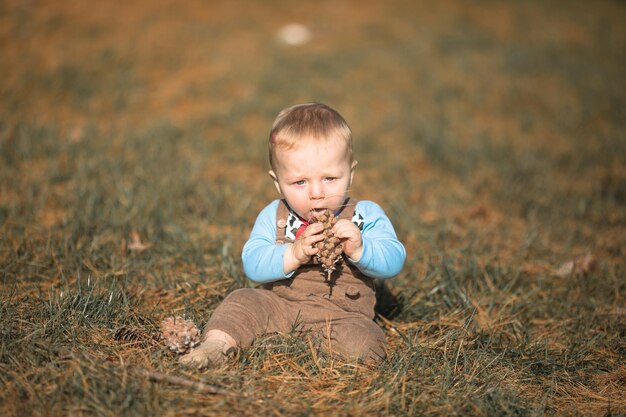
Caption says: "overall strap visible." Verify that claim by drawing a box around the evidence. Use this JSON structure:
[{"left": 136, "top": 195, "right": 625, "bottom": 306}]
[
  {"left": 336, "top": 197, "right": 358, "bottom": 221},
  {"left": 275, "top": 199, "right": 290, "bottom": 244}
]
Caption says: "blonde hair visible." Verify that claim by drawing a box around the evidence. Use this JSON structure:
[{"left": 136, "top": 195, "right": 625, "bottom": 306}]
[{"left": 269, "top": 103, "right": 353, "bottom": 169}]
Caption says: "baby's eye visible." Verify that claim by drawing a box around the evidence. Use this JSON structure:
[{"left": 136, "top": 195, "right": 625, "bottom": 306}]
[
  {"left": 323, "top": 177, "right": 336, "bottom": 182},
  {"left": 294, "top": 180, "right": 306, "bottom": 186}
]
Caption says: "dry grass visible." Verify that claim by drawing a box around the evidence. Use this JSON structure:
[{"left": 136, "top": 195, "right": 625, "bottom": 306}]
[{"left": 1, "top": 0, "right": 625, "bottom": 415}]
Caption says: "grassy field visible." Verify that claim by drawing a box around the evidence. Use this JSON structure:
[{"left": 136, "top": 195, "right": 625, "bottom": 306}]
[{"left": 1, "top": 0, "right": 625, "bottom": 415}]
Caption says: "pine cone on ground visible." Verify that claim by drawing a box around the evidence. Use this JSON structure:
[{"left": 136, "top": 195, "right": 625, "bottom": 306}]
[
  {"left": 159, "top": 316, "right": 200, "bottom": 355},
  {"left": 312, "top": 210, "right": 343, "bottom": 282}
]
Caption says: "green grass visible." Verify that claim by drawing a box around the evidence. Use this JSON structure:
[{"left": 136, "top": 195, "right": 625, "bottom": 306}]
[{"left": 1, "top": 0, "right": 625, "bottom": 416}]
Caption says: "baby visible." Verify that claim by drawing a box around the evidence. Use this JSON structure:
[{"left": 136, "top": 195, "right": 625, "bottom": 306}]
[{"left": 181, "top": 103, "right": 406, "bottom": 368}]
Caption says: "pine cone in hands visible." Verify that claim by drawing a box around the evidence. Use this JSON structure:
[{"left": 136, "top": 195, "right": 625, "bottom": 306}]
[
  {"left": 159, "top": 316, "right": 200, "bottom": 354},
  {"left": 312, "top": 210, "right": 343, "bottom": 281}
]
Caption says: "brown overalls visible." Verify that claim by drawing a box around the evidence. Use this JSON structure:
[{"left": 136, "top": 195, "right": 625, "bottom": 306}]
[{"left": 204, "top": 198, "right": 386, "bottom": 363}]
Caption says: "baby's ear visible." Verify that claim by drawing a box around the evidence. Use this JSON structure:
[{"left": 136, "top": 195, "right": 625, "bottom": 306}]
[
  {"left": 349, "top": 160, "right": 358, "bottom": 186},
  {"left": 268, "top": 170, "right": 282, "bottom": 195}
]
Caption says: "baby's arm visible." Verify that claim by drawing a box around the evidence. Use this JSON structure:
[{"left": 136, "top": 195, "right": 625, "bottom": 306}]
[
  {"left": 346, "top": 201, "right": 406, "bottom": 279},
  {"left": 241, "top": 201, "right": 291, "bottom": 283},
  {"left": 242, "top": 201, "right": 326, "bottom": 282}
]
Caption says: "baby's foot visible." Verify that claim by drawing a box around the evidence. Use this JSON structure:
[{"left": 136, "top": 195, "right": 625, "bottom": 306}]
[{"left": 179, "top": 330, "right": 236, "bottom": 369}]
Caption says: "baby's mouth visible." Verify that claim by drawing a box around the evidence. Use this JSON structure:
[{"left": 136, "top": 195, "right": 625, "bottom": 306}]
[{"left": 309, "top": 208, "right": 328, "bottom": 218}]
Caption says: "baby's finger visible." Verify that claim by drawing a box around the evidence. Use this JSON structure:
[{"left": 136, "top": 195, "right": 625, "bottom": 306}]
[
  {"left": 332, "top": 219, "right": 354, "bottom": 231},
  {"left": 308, "top": 232, "right": 325, "bottom": 244},
  {"left": 302, "top": 236, "right": 322, "bottom": 254},
  {"left": 304, "top": 222, "right": 324, "bottom": 236},
  {"left": 333, "top": 223, "right": 356, "bottom": 239},
  {"left": 302, "top": 241, "right": 319, "bottom": 256}
]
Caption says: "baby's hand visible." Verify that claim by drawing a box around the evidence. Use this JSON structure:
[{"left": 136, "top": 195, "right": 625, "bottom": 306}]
[
  {"left": 283, "top": 222, "right": 324, "bottom": 273},
  {"left": 333, "top": 219, "right": 363, "bottom": 262}
]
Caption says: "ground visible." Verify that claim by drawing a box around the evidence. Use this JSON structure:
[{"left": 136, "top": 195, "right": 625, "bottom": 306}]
[{"left": 1, "top": 0, "right": 625, "bottom": 416}]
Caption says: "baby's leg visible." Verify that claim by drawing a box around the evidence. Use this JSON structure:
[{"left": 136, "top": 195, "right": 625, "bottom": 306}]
[
  {"left": 318, "top": 315, "right": 387, "bottom": 364},
  {"left": 180, "top": 288, "right": 293, "bottom": 369}
]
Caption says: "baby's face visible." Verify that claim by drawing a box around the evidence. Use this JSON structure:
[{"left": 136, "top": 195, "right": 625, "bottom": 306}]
[{"left": 269, "top": 137, "right": 355, "bottom": 221}]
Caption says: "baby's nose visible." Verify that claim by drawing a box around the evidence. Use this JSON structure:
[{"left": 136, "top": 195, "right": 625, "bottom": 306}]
[{"left": 309, "top": 182, "right": 325, "bottom": 199}]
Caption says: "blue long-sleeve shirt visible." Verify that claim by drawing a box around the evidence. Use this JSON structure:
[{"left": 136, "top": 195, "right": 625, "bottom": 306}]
[{"left": 242, "top": 200, "right": 406, "bottom": 283}]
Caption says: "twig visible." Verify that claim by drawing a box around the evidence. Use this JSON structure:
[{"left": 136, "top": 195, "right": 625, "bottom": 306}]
[
  {"left": 59, "top": 349, "right": 232, "bottom": 396},
  {"left": 131, "top": 366, "right": 231, "bottom": 395}
]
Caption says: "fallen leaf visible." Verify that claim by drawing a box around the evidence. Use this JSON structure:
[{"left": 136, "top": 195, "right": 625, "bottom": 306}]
[
  {"left": 553, "top": 254, "right": 596, "bottom": 277},
  {"left": 128, "top": 230, "right": 152, "bottom": 252}
]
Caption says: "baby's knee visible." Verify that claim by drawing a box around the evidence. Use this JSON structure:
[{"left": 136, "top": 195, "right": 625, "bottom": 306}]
[
  {"left": 351, "top": 329, "right": 387, "bottom": 364},
  {"left": 330, "top": 321, "right": 387, "bottom": 364}
]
